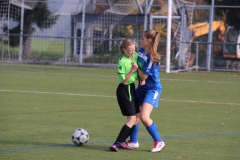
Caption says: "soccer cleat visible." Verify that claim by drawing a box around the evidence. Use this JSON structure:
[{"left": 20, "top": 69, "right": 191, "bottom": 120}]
[
  {"left": 118, "top": 142, "right": 133, "bottom": 150},
  {"left": 127, "top": 140, "right": 139, "bottom": 148},
  {"left": 109, "top": 143, "right": 119, "bottom": 152},
  {"left": 151, "top": 141, "right": 165, "bottom": 153}
]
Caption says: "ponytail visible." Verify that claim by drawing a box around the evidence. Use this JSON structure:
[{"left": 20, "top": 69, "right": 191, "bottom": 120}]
[{"left": 144, "top": 30, "right": 161, "bottom": 63}]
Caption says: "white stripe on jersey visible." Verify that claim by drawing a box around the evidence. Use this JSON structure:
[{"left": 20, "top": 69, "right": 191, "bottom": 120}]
[
  {"left": 139, "top": 52, "right": 148, "bottom": 62},
  {"left": 147, "top": 60, "right": 152, "bottom": 70}
]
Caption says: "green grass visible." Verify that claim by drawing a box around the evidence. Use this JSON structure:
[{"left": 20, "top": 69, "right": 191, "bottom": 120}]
[
  {"left": 2, "top": 39, "right": 71, "bottom": 59},
  {"left": 2, "top": 39, "right": 120, "bottom": 62},
  {"left": 0, "top": 63, "right": 240, "bottom": 160}
]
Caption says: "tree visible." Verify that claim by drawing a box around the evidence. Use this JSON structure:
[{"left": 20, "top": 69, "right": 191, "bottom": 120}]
[{"left": 1, "top": 1, "right": 59, "bottom": 57}]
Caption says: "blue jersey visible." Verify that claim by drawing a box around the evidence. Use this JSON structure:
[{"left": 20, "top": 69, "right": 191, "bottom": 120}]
[
  {"left": 137, "top": 48, "right": 162, "bottom": 91},
  {"left": 136, "top": 48, "right": 162, "bottom": 108}
]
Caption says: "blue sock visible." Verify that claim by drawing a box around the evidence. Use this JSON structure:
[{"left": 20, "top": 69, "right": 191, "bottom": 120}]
[
  {"left": 130, "top": 123, "right": 139, "bottom": 143},
  {"left": 146, "top": 122, "right": 162, "bottom": 142}
]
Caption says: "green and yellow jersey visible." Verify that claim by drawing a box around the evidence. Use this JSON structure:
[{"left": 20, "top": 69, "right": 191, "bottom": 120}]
[{"left": 117, "top": 52, "right": 138, "bottom": 85}]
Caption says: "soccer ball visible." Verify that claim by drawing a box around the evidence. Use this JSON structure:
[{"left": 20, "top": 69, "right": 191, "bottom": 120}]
[{"left": 72, "top": 128, "right": 89, "bottom": 146}]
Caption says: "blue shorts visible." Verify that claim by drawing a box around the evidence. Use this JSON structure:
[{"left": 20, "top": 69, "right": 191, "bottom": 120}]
[{"left": 136, "top": 88, "right": 161, "bottom": 109}]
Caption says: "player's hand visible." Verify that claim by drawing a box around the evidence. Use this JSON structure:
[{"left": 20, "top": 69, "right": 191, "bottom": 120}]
[
  {"left": 131, "top": 62, "right": 138, "bottom": 71},
  {"left": 140, "top": 79, "right": 145, "bottom": 86}
]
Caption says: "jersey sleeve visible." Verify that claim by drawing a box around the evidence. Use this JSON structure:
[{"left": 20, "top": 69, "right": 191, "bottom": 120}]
[
  {"left": 142, "top": 64, "right": 153, "bottom": 76},
  {"left": 117, "top": 60, "right": 126, "bottom": 83}
]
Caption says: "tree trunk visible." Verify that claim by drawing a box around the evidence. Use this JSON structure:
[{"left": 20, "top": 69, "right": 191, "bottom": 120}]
[{"left": 23, "top": 22, "right": 33, "bottom": 59}]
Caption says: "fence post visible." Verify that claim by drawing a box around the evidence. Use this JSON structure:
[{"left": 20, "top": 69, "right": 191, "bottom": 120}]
[
  {"left": 79, "top": 0, "right": 86, "bottom": 64},
  {"left": 206, "top": 0, "right": 215, "bottom": 71},
  {"left": 1, "top": 35, "right": 3, "bottom": 62},
  {"left": 196, "top": 42, "right": 199, "bottom": 71},
  {"left": 166, "top": 0, "right": 173, "bottom": 73},
  {"left": 64, "top": 38, "right": 67, "bottom": 64},
  {"left": 144, "top": 0, "right": 148, "bottom": 30},
  {"left": 18, "top": 0, "right": 25, "bottom": 62}
]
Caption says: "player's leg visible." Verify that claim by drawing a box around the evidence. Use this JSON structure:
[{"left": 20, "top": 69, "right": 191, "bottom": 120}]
[
  {"left": 128, "top": 87, "right": 144, "bottom": 148},
  {"left": 141, "top": 102, "right": 165, "bottom": 152},
  {"left": 109, "top": 84, "right": 136, "bottom": 151},
  {"left": 116, "top": 115, "right": 136, "bottom": 150},
  {"left": 109, "top": 116, "right": 136, "bottom": 151},
  {"left": 128, "top": 84, "right": 141, "bottom": 148},
  {"left": 128, "top": 112, "right": 140, "bottom": 148}
]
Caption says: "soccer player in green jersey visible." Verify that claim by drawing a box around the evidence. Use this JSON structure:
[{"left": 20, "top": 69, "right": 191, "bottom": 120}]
[{"left": 109, "top": 38, "right": 140, "bottom": 152}]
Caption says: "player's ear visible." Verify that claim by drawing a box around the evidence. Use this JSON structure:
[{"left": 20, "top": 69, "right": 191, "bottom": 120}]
[{"left": 148, "top": 38, "right": 152, "bottom": 44}]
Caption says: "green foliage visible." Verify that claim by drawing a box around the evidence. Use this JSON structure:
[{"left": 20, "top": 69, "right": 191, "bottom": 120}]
[
  {"left": 29, "top": 2, "right": 59, "bottom": 30},
  {"left": 83, "top": 39, "right": 121, "bottom": 63},
  {"left": 3, "top": 1, "right": 59, "bottom": 48},
  {"left": 84, "top": 54, "right": 120, "bottom": 64}
]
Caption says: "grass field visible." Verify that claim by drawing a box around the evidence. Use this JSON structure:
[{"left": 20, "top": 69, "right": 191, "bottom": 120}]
[
  {"left": 2, "top": 39, "right": 71, "bottom": 60},
  {"left": 0, "top": 63, "right": 240, "bottom": 160}
]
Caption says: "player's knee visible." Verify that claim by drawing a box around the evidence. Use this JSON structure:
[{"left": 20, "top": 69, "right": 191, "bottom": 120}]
[
  {"left": 140, "top": 114, "right": 148, "bottom": 124},
  {"left": 135, "top": 113, "right": 141, "bottom": 124},
  {"left": 136, "top": 117, "right": 141, "bottom": 124},
  {"left": 127, "top": 116, "right": 137, "bottom": 125}
]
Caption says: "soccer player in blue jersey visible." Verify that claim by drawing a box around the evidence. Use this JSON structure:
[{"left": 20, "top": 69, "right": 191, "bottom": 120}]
[
  {"left": 127, "top": 30, "right": 165, "bottom": 152},
  {"left": 109, "top": 38, "right": 140, "bottom": 152}
]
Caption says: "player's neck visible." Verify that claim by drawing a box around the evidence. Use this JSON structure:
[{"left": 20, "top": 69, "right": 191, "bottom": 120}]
[
  {"left": 124, "top": 53, "right": 132, "bottom": 59},
  {"left": 144, "top": 49, "right": 149, "bottom": 55},
  {"left": 144, "top": 46, "right": 150, "bottom": 55}
]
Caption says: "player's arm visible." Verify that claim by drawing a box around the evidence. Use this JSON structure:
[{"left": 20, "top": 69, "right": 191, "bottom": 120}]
[
  {"left": 137, "top": 68, "right": 148, "bottom": 86},
  {"left": 122, "top": 62, "right": 138, "bottom": 84},
  {"left": 137, "top": 67, "right": 148, "bottom": 81}
]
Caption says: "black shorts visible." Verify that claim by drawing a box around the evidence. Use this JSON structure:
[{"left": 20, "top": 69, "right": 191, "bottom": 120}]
[{"left": 116, "top": 83, "right": 140, "bottom": 116}]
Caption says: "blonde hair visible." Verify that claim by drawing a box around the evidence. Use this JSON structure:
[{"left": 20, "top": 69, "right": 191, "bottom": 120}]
[
  {"left": 120, "top": 38, "right": 135, "bottom": 55},
  {"left": 144, "top": 30, "right": 161, "bottom": 63}
]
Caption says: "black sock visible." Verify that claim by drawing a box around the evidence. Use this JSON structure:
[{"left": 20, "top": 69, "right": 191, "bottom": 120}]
[
  {"left": 124, "top": 125, "right": 136, "bottom": 140},
  {"left": 115, "top": 124, "right": 131, "bottom": 143}
]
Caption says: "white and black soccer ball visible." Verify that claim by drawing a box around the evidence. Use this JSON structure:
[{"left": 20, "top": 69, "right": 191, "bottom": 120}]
[{"left": 72, "top": 128, "right": 89, "bottom": 146}]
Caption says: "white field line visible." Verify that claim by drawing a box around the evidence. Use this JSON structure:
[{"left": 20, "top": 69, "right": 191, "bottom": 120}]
[
  {"left": 0, "top": 89, "right": 114, "bottom": 98},
  {"left": 1, "top": 70, "right": 239, "bottom": 84},
  {"left": 1, "top": 89, "right": 240, "bottom": 106}
]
